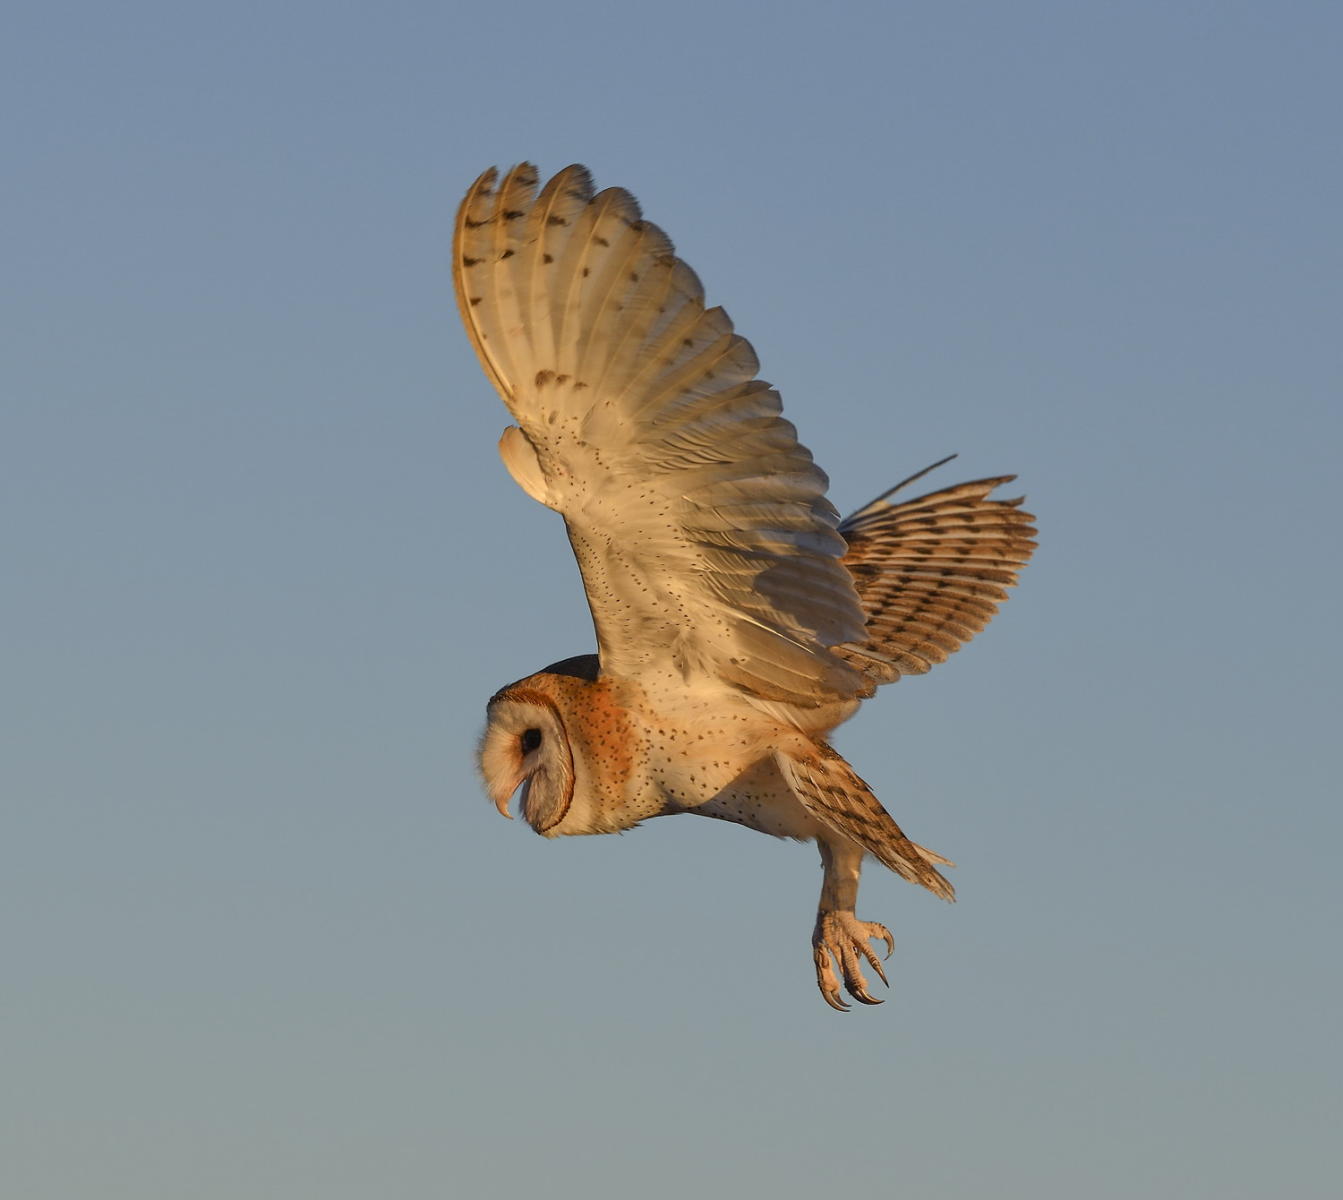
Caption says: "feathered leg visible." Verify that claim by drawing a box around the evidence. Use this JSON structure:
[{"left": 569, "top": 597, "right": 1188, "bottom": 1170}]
[{"left": 778, "top": 746, "right": 954, "bottom": 1010}]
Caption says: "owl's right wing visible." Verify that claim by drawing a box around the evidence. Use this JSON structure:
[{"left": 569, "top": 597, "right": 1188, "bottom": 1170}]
[{"left": 454, "top": 163, "right": 871, "bottom": 707}]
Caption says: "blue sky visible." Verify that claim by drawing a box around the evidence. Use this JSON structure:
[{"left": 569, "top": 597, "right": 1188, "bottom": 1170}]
[{"left": 5, "top": 2, "right": 1340, "bottom": 1197}]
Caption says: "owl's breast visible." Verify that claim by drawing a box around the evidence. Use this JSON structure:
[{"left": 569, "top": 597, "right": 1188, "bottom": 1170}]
[
  {"left": 627, "top": 676, "right": 808, "bottom": 815},
  {"left": 545, "top": 674, "right": 663, "bottom": 835}
]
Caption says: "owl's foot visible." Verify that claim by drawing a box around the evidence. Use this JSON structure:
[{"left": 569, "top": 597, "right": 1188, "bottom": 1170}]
[{"left": 812, "top": 911, "right": 895, "bottom": 1011}]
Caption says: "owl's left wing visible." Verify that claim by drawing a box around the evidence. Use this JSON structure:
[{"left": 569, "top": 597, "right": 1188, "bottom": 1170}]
[{"left": 454, "top": 163, "right": 870, "bottom": 706}]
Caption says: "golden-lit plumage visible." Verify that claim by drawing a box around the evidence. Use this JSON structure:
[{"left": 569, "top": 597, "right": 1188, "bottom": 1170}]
[{"left": 457, "top": 163, "right": 1035, "bottom": 1009}]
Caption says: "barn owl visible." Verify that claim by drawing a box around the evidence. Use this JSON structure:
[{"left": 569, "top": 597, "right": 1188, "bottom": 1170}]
[{"left": 456, "top": 163, "right": 1035, "bottom": 1010}]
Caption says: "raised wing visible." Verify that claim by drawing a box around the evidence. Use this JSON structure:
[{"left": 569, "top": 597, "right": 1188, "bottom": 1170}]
[
  {"left": 834, "top": 464, "right": 1037, "bottom": 683},
  {"left": 454, "top": 163, "right": 869, "bottom": 706}
]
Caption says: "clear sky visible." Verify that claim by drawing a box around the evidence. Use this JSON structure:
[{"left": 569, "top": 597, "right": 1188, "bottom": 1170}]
[{"left": 5, "top": 2, "right": 1340, "bottom": 1197}]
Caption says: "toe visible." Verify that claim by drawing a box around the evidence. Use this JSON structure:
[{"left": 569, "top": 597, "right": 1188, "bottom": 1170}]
[
  {"left": 813, "top": 946, "right": 849, "bottom": 1012},
  {"left": 840, "top": 944, "right": 883, "bottom": 1005},
  {"left": 854, "top": 937, "right": 890, "bottom": 988}
]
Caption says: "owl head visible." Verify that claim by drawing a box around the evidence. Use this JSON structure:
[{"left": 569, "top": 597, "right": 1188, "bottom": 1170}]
[{"left": 476, "top": 655, "right": 599, "bottom": 835}]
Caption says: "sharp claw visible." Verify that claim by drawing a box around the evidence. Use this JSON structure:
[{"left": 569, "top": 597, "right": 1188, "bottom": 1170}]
[
  {"left": 870, "top": 956, "right": 889, "bottom": 988},
  {"left": 814, "top": 946, "right": 849, "bottom": 1011},
  {"left": 821, "top": 987, "right": 850, "bottom": 1012},
  {"left": 849, "top": 983, "right": 883, "bottom": 1005},
  {"left": 875, "top": 925, "right": 895, "bottom": 959}
]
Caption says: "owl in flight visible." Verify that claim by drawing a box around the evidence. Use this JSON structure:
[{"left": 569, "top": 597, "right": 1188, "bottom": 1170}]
[{"left": 456, "top": 163, "right": 1035, "bottom": 1010}]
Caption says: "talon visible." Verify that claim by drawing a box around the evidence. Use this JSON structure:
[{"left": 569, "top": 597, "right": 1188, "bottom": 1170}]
[
  {"left": 870, "top": 956, "right": 889, "bottom": 988},
  {"left": 821, "top": 987, "right": 849, "bottom": 1012},
  {"left": 874, "top": 924, "right": 895, "bottom": 960},
  {"left": 814, "top": 946, "right": 849, "bottom": 1011},
  {"left": 848, "top": 983, "right": 883, "bottom": 1005}
]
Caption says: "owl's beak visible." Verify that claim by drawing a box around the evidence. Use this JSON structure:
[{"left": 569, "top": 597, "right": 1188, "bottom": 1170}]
[{"left": 486, "top": 772, "right": 522, "bottom": 820}]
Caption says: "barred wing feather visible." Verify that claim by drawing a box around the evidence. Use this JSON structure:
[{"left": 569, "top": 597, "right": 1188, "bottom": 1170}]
[
  {"left": 454, "top": 164, "right": 870, "bottom": 705},
  {"left": 835, "top": 475, "right": 1037, "bottom": 683}
]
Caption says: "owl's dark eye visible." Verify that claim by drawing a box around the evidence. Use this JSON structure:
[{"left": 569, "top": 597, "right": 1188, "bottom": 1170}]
[{"left": 520, "top": 728, "right": 542, "bottom": 754}]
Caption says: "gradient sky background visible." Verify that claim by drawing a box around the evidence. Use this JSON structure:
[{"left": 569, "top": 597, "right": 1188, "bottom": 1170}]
[{"left": 5, "top": 2, "right": 1341, "bottom": 1197}]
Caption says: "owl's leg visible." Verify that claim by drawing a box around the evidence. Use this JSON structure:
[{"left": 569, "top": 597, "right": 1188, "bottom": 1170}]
[{"left": 812, "top": 835, "right": 895, "bottom": 1011}]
